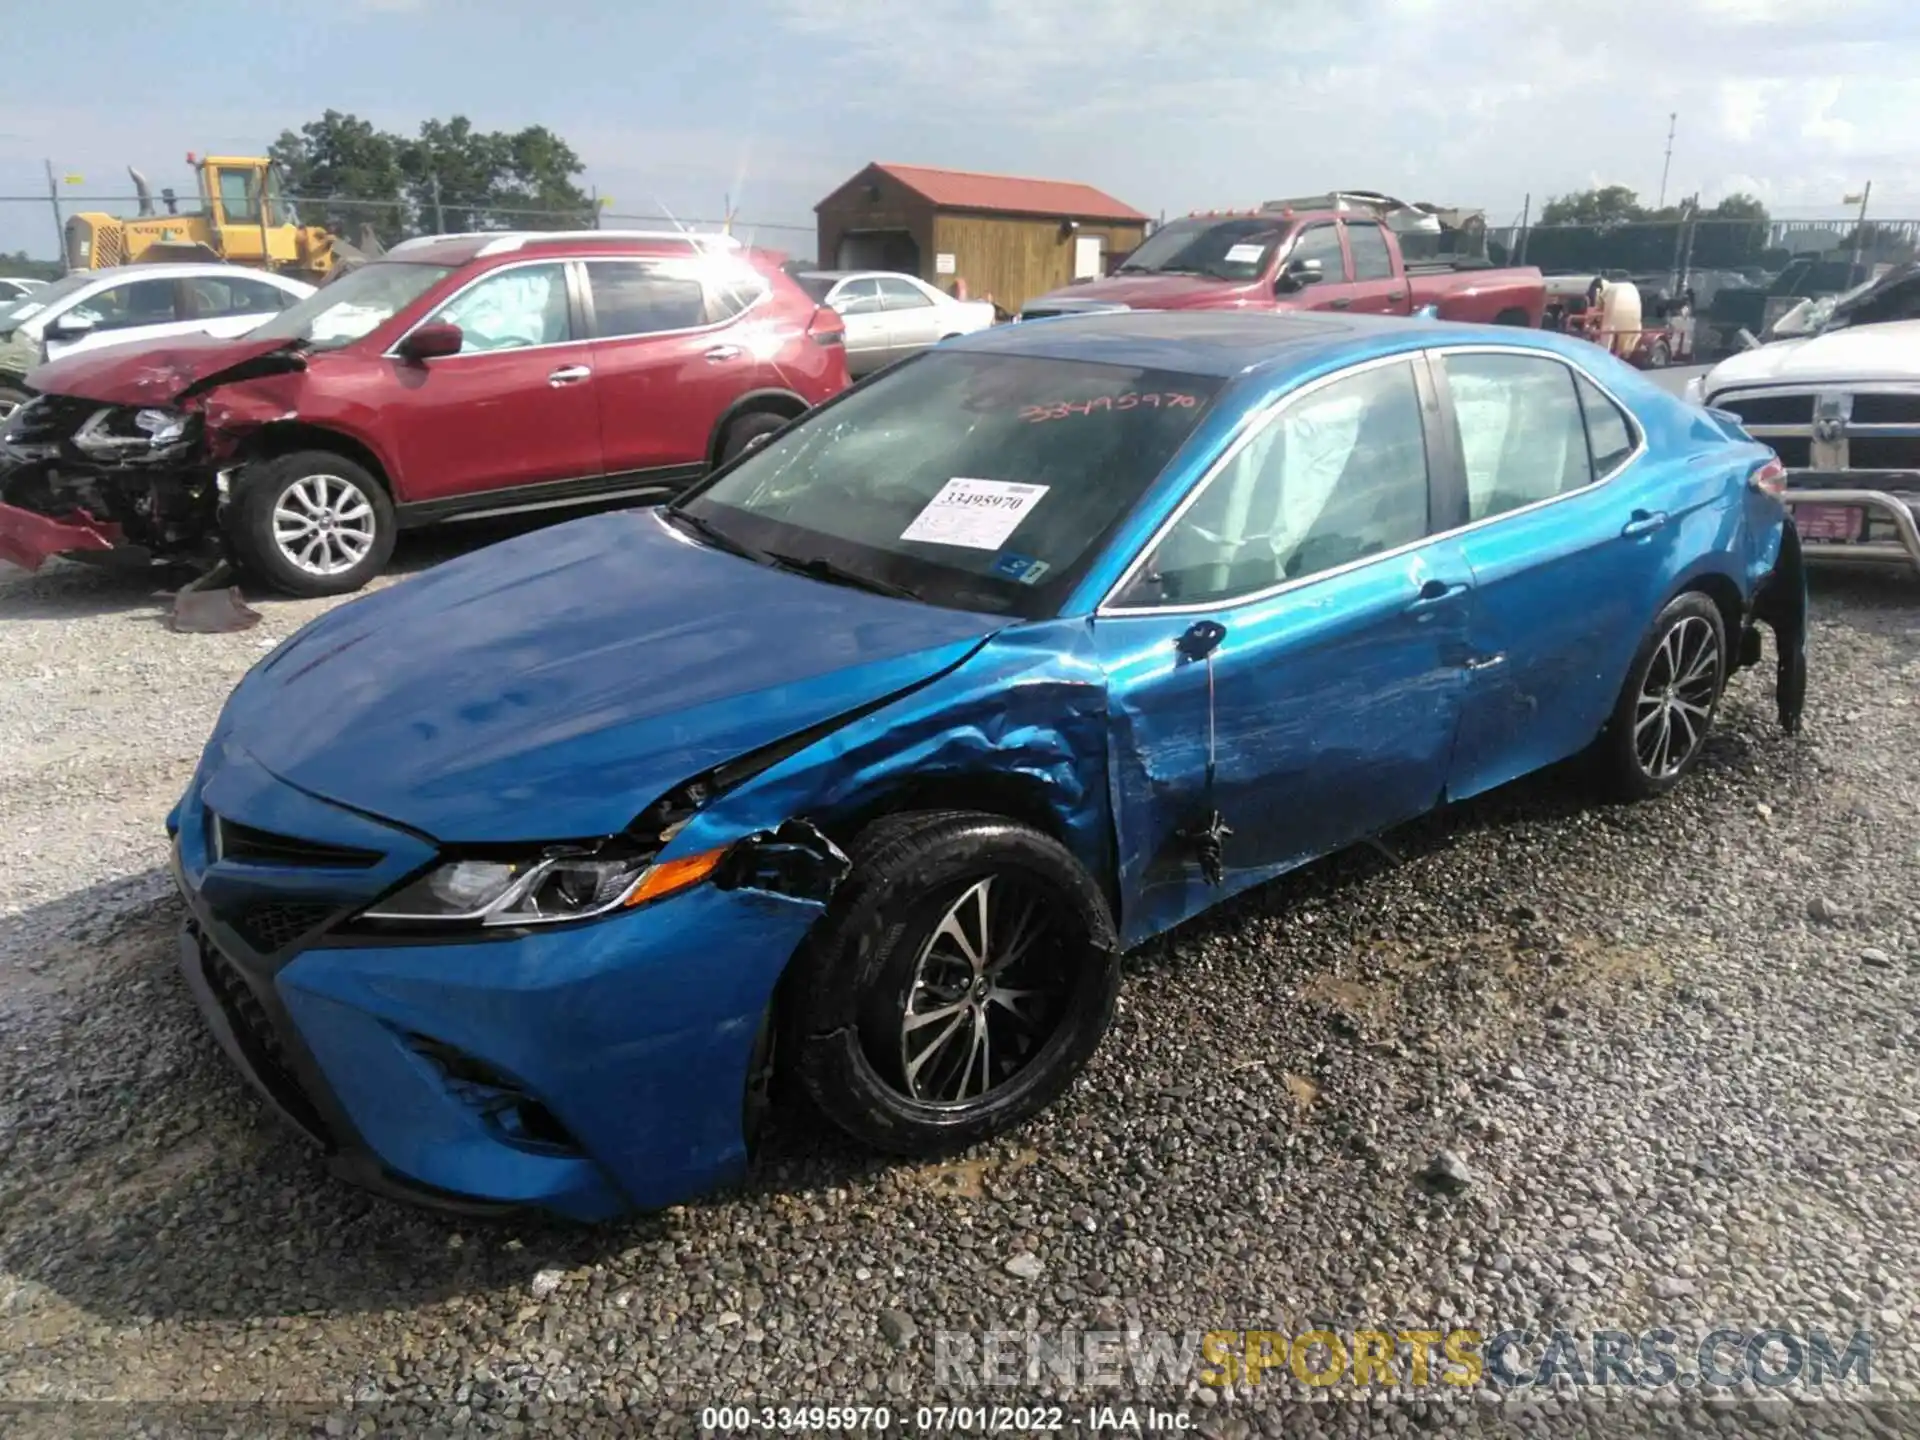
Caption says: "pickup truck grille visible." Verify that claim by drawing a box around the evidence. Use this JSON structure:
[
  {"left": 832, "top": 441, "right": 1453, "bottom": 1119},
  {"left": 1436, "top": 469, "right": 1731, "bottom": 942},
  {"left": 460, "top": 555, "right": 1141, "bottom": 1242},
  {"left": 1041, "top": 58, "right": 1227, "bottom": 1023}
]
[{"left": 1710, "top": 387, "right": 1920, "bottom": 474}]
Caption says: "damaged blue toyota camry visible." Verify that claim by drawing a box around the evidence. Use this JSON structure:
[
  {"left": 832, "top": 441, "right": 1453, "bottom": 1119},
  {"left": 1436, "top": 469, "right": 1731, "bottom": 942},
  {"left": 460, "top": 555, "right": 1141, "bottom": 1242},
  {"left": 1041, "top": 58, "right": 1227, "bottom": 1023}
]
[{"left": 168, "top": 311, "right": 1807, "bottom": 1219}]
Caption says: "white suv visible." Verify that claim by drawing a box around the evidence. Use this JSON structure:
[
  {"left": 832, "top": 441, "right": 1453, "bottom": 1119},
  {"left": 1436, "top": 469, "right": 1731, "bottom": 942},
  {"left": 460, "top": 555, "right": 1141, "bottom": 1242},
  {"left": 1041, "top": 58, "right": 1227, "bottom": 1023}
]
[{"left": 0, "top": 263, "right": 314, "bottom": 420}]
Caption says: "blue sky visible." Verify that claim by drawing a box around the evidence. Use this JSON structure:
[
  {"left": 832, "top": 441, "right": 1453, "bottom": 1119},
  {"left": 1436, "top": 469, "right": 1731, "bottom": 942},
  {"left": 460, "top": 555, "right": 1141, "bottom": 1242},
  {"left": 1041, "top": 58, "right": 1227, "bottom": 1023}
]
[{"left": 3, "top": 0, "right": 1917, "bottom": 259}]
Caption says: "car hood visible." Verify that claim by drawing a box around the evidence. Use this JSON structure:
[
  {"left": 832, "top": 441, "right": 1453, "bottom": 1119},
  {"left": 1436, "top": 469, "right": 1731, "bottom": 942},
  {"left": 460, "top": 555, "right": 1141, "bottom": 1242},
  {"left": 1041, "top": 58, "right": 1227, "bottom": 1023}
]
[
  {"left": 25, "top": 334, "right": 301, "bottom": 406},
  {"left": 221, "top": 509, "right": 1007, "bottom": 843},
  {"left": 1704, "top": 320, "right": 1920, "bottom": 394},
  {"left": 1025, "top": 272, "right": 1262, "bottom": 313}
]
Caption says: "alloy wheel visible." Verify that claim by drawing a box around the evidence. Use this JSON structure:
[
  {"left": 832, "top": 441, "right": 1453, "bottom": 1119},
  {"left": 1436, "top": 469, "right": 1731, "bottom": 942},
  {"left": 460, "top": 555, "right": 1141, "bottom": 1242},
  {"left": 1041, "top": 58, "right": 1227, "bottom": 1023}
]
[
  {"left": 893, "top": 874, "right": 1073, "bottom": 1106},
  {"left": 1634, "top": 614, "right": 1720, "bottom": 779},
  {"left": 272, "top": 474, "right": 377, "bottom": 577}
]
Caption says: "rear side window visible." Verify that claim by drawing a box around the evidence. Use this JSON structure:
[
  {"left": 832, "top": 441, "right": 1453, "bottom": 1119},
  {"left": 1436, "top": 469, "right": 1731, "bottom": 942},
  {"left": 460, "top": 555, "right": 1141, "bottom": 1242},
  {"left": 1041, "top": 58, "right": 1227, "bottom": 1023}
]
[
  {"left": 831, "top": 278, "right": 884, "bottom": 315},
  {"left": 587, "top": 259, "right": 706, "bottom": 338},
  {"left": 1118, "top": 359, "right": 1430, "bottom": 606},
  {"left": 1444, "top": 353, "right": 1593, "bottom": 521},
  {"left": 876, "top": 277, "right": 933, "bottom": 310},
  {"left": 1346, "top": 223, "right": 1394, "bottom": 282},
  {"left": 1577, "top": 373, "right": 1638, "bottom": 476}
]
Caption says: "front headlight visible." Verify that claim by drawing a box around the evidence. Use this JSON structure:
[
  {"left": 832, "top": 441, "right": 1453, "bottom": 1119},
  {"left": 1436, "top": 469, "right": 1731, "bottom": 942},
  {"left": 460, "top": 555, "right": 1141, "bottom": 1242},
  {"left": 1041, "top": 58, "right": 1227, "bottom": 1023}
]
[
  {"left": 72, "top": 405, "right": 191, "bottom": 456},
  {"left": 362, "top": 844, "right": 725, "bottom": 928}
]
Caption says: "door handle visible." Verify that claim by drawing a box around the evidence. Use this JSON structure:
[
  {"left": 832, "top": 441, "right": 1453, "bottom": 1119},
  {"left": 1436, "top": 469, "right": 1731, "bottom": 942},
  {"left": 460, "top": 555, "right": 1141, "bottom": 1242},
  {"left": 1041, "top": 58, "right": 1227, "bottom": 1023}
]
[
  {"left": 1621, "top": 509, "right": 1669, "bottom": 538},
  {"left": 1328, "top": 297, "right": 1353, "bottom": 310},
  {"left": 1387, "top": 291, "right": 1405, "bottom": 302},
  {"left": 1405, "top": 578, "right": 1468, "bottom": 612},
  {"left": 548, "top": 364, "right": 592, "bottom": 386},
  {"left": 703, "top": 344, "right": 744, "bottom": 362}
]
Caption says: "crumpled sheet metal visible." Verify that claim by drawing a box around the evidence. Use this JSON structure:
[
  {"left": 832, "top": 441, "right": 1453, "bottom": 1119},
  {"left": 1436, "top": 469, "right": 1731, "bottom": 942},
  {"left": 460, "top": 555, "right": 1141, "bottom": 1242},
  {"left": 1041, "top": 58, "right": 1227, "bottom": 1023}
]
[{"left": 675, "top": 618, "right": 1115, "bottom": 895}]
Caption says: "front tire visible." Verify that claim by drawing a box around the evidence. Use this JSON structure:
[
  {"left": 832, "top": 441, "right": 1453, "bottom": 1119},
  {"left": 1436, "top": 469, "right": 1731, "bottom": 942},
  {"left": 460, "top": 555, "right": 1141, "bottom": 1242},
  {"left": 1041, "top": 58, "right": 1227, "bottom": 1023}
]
[
  {"left": 0, "top": 380, "right": 28, "bottom": 425},
  {"left": 1646, "top": 339, "right": 1672, "bottom": 369},
  {"left": 1596, "top": 592, "right": 1726, "bottom": 800},
  {"left": 229, "top": 451, "right": 395, "bottom": 598},
  {"left": 785, "top": 811, "right": 1120, "bottom": 1156}
]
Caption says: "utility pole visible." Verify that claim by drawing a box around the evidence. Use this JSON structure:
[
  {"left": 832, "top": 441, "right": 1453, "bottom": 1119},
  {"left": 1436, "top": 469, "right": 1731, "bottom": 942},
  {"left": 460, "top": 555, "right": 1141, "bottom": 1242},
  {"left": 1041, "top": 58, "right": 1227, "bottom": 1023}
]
[
  {"left": 1657, "top": 112, "right": 1677, "bottom": 209},
  {"left": 1516, "top": 192, "right": 1531, "bottom": 265},
  {"left": 44, "top": 159, "right": 65, "bottom": 263},
  {"left": 1844, "top": 181, "right": 1873, "bottom": 282},
  {"left": 430, "top": 172, "right": 446, "bottom": 234}
]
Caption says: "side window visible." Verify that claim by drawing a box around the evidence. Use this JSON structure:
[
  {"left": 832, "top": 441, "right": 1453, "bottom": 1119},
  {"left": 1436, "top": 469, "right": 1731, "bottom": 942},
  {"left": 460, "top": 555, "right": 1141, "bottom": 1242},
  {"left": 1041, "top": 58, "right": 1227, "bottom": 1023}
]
[
  {"left": 1346, "top": 223, "right": 1395, "bottom": 282},
  {"left": 217, "top": 169, "right": 261, "bottom": 226},
  {"left": 1117, "top": 360, "right": 1429, "bottom": 607},
  {"left": 702, "top": 262, "right": 769, "bottom": 323},
  {"left": 832, "top": 278, "right": 884, "bottom": 315},
  {"left": 1288, "top": 224, "right": 1347, "bottom": 282},
  {"left": 586, "top": 259, "right": 708, "bottom": 338},
  {"left": 1444, "top": 352, "right": 1594, "bottom": 521},
  {"left": 434, "top": 262, "right": 572, "bottom": 353},
  {"left": 68, "top": 279, "right": 180, "bottom": 332},
  {"left": 183, "top": 277, "right": 287, "bottom": 318},
  {"left": 875, "top": 277, "right": 933, "bottom": 310},
  {"left": 1576, "top": 372, "right": 1637, "bottom": 477},
  {"left": 232, "top": 277, "right": 296, "bottom": 314}
]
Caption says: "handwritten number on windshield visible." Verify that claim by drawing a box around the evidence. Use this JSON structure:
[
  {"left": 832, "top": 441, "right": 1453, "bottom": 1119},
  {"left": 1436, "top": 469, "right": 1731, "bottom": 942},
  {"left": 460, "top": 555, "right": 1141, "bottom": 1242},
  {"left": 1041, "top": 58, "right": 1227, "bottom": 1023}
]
[{"left": 1020, "top": 393, "right": 1202, "bottom": 424}]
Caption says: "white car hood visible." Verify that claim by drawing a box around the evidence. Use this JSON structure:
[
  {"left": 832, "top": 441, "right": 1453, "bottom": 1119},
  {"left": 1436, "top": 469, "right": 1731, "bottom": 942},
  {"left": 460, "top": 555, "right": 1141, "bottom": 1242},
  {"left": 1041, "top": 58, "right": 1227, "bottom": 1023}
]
[{"left": 1704, "top": 320, "right": 1920, "bottom": 396}]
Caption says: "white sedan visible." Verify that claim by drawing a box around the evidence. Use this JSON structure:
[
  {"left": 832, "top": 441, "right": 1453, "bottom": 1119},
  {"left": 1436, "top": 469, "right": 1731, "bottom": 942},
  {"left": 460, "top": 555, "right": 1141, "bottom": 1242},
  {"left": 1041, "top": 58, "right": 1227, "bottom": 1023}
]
[{"left": 794, "top": 270, "right": 996, "bottom": 377}]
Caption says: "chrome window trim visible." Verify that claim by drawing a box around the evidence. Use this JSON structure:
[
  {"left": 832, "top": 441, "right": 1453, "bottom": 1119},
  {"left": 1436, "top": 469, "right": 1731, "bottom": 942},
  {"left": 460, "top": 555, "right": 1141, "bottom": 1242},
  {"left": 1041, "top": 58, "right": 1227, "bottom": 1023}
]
[{"left": 1096, "top": 342, "right": 1648, "bottom": 618}]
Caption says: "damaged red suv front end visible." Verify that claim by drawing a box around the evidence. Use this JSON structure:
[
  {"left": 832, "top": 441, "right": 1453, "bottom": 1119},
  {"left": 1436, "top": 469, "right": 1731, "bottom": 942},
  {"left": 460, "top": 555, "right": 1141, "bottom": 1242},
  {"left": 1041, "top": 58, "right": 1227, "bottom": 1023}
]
[{"left": 0, "top": 335, "right": 304, "bottom": 572}]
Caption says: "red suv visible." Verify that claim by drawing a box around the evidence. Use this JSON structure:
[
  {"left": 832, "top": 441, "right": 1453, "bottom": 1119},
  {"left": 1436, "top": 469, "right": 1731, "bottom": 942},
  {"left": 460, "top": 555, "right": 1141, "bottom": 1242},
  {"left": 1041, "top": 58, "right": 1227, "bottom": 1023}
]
[{"left": 0, "top": 232, "right": 849, "bottom": 594}]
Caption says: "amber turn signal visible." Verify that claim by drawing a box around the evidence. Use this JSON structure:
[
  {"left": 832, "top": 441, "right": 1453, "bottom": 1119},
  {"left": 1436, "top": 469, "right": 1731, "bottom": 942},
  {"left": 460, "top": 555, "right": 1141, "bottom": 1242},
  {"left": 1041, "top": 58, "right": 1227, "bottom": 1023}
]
[{"left": 624, "top": 847, "right": 726, "bottom": 907}]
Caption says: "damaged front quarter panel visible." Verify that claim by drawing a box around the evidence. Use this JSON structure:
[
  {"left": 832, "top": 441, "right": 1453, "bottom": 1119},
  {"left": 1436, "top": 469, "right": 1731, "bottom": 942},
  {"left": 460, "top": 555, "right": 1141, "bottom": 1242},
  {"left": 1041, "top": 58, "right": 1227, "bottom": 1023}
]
[{"left": 713, "top": 820, "right": 852, "bottom": 904}]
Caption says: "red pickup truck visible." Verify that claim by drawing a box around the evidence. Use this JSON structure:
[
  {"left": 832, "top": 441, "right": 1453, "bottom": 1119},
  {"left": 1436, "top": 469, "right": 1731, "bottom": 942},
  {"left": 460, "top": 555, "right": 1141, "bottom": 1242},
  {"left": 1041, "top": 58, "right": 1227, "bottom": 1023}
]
[{"left": 1022, "top": 204, "right": 1547, "bottom": 327}]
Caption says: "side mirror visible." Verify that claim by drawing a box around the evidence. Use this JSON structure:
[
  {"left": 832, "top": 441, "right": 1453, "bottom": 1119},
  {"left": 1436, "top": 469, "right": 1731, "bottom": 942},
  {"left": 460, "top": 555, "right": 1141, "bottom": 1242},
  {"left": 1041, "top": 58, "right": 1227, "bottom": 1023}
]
[
  {"left": 397, "top": 321, "right": 463, "bottom": 361},
  {"left": 1277, "top": 258, "right": 1324, "bottom": 293},
  {"left": 45, "top": 313, "right": 97, "bottom": 342}
]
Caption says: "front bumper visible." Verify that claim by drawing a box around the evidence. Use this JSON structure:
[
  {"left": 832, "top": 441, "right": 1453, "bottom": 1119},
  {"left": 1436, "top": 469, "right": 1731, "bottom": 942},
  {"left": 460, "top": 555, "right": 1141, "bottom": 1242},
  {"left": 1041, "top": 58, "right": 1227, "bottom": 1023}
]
[
  {"left": 168, "top": 744, "right": 828, "bottom": 1219},
  {"left": 0, "top": 499, "right": 122, "bottom": 570},
  {"left": 1782, "top": 473, "right": 1920, "bottom": 575}
]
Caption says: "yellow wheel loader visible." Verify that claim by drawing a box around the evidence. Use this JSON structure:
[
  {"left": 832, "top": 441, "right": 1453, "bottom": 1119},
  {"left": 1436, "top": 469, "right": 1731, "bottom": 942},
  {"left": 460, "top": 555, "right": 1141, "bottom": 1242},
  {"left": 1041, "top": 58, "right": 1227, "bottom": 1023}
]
[{"left": 62, "top": 154, "right": 381, "bottom": 283}]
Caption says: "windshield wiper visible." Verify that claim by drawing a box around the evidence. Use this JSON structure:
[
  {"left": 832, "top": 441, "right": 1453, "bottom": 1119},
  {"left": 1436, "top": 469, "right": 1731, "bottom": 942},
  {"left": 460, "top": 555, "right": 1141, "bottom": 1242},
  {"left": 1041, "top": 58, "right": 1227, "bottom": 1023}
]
[
  {"left": 766, "top": 552, "right": 918, "bottom": 600},
  {"left": 663, "top": 507, "right": 767, "bottom": 563}
]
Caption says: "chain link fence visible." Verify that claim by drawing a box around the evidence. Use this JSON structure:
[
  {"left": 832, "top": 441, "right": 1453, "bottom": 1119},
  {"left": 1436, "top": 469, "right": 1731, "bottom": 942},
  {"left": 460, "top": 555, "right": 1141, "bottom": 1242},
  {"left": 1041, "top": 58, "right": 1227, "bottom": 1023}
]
[{"left": 0, "top": 189, "right": 821, "bottom": 268}]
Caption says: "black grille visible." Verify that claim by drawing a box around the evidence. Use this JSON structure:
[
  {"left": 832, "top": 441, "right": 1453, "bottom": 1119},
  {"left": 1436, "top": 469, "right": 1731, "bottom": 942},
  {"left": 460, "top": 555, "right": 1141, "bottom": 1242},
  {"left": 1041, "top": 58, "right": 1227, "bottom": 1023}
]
[
  {"left": 1851, "top": 394, "right": 1920, "bottom": 426},
  {"left": 233, "top": 901, "right": 335, "bottom": 952},
  {"left": 1847, "top": 436, "right": 1920, "bottom": 472},
  {"left": 210, "top": 811, "right": 379, "bottom": 869},
  {"left": 1718, "top": 394, "right": 1813, "bottom": 426},
  {"left": 199, "top": 940, "right": 330, "bottom": 1142},
  {"left": 1768, "top": 437, "right": 1811, "bottom": 469}
]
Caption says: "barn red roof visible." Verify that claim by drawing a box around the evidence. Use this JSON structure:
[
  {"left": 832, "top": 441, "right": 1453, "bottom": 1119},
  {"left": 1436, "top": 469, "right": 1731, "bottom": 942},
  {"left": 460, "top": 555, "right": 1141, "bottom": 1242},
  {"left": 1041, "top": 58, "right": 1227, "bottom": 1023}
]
[{"left": 857, "top": 163, "right": 1147, "bottom": 222}]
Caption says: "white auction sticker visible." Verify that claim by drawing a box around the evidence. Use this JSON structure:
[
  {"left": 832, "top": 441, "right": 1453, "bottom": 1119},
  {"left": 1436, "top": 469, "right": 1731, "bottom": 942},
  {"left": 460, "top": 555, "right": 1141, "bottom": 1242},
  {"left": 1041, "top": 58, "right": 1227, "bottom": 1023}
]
[
  {"left": 1223, "top": 243, "right": 1267, "bottom": 264},
  {"left": 900, "top": 478, "right": 1050, "bottom": 550}
]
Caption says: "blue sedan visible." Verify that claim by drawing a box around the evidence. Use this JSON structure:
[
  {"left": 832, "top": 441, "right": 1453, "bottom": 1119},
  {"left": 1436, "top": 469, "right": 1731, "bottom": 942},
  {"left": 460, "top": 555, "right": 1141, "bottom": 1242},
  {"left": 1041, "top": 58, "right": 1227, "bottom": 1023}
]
[{"left": 167, "top": 312, "right": 1807, "bottom": 1219}]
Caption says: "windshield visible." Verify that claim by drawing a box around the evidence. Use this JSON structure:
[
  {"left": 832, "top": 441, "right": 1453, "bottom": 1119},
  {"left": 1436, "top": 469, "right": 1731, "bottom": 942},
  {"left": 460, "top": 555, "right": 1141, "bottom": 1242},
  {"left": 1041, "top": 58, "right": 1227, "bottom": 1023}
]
[
  {"left": 795, "top": 274, "right": 837, "bottom": 302},
  {"left": 677, "top": 351, "right": 1223, "bottom": 618},
  {"left": 249, "top": 261, "right": 453, "bottom": 350},
  {"left": 1117, "top": 216, "right": 1291, "bottom": 281},
  {"left": 0, "top": 272, "right": 94, "bottom": 331}
]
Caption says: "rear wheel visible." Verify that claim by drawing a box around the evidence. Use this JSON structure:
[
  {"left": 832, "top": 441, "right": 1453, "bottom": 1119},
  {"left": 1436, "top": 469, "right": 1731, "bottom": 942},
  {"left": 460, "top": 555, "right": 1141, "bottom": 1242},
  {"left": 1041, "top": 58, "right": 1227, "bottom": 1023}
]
[
  {"left": 718, "top": 411, "right": 790, "bottom": 466},
  {"left": 0, "top": 380, "right": 28, "bottom": 425},
  {"left": 785, "top": 811, "right": 1120, "bottom": 1156},
  {"left": 229, "top": 451, "right": 395, "bottom": 598},
  {"left": 1646, "top": 339, "right": 1672, "bottom": 368},
  {"left": 1595, "top": 592, "right": 1726, "bottom": 800}
]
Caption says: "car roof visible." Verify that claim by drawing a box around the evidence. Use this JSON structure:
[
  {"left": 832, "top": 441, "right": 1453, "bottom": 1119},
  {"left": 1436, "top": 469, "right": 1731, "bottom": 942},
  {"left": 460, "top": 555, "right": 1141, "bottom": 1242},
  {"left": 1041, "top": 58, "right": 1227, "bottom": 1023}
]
[
  {"left": 385, "top": 230, "right": 749, "bottom": 267},
  {"left": 799, "top": 270, "right": 913, "bottom": 282},
  {"left": 946, "top": 310, "right": 1597, "bottom": 380}
]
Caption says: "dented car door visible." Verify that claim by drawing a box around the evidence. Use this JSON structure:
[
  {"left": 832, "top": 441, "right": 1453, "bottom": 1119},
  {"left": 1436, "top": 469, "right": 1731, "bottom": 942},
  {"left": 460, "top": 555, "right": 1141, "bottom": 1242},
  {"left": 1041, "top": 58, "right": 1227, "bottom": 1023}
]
[{"left": 1092, "top": 356, "right": 1472, "bottom": 946}]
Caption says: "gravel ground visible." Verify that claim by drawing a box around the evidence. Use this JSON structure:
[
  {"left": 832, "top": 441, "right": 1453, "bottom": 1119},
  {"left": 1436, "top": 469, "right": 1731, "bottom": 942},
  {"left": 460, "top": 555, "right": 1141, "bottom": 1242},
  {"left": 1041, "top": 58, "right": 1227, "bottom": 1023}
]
[{"left": 1, "top": 538, "right": 1917, "bottom": 1439}]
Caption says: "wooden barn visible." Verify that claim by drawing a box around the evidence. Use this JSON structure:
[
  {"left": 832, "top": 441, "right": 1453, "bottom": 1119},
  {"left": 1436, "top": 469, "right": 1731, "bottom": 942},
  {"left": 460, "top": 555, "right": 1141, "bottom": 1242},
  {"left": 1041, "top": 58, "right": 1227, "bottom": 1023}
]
[{"left": 814, "top": 163, "right": 1149, "bottom": 314}]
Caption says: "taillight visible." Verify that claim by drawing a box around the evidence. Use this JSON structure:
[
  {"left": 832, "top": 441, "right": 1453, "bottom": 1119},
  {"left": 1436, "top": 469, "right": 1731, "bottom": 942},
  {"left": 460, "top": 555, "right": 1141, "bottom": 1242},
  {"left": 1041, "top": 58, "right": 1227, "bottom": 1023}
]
[
  {"left": 806, "top": 307, "right": 844, "bottom": 347},
  {"left": 1748, "top": 456, "right": 1787, "bottom": 497}
]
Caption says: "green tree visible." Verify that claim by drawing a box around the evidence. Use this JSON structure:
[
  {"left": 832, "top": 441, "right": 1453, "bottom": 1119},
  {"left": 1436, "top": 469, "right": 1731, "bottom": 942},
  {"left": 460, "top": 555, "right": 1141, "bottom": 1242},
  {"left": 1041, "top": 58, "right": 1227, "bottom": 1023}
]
[
  {"left": 1539, "top": 185, "right": 1648, "bottom": 227},
  {"left": 268, "top": 110, "right": 408, "bottom": 245}
]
